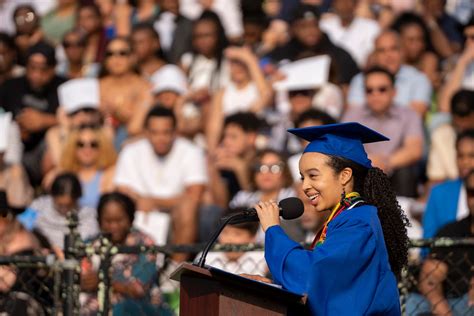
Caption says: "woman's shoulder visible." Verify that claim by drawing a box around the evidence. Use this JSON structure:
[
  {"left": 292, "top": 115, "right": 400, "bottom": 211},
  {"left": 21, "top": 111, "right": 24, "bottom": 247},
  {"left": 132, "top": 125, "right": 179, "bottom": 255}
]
[
  {"left": 331, "top": 204, "right": 378, "bottom": 227},
  {"left": 127, "top": 228, "right": 156, "bottom": 246}
]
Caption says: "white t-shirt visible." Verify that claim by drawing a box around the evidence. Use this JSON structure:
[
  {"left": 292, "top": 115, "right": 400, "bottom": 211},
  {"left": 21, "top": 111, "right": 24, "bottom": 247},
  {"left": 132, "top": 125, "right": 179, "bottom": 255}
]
[
  {"left": 320, "top": 16, "right": 380, "bottom": 68},
  {"left": 114, "top": 137, "right": 208, "bottom": 198},
  {"left": 221, "top": 81, "right": 259, "bottom": 116}
]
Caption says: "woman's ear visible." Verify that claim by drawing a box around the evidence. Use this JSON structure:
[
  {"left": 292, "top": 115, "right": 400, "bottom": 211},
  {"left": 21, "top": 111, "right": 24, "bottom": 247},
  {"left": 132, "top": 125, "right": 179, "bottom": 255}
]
[{"left": 339, "top": 167, "right": 353, "bottom": 187}]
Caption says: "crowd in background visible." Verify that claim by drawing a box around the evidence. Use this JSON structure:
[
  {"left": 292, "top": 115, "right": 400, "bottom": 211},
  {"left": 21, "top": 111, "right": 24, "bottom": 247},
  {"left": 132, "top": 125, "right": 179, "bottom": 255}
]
[{"left": 0, "top": 0, "right": 473, "bottom": 315}]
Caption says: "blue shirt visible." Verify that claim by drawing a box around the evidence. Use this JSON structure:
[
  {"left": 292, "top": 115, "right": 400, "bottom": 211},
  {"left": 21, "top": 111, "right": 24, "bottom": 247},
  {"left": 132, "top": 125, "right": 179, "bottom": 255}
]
[
  {"left": 265, "top": 204, "right": 400, "bottom": 315},
  {"left": 348, "top": 65, "right": 432, "bottom": 108}
]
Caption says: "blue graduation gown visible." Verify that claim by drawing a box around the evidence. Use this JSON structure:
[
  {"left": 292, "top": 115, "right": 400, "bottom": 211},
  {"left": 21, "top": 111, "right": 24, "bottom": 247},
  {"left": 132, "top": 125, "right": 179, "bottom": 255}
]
[{"left": 265, "top": 204, "right": 400, "bottom": 316}]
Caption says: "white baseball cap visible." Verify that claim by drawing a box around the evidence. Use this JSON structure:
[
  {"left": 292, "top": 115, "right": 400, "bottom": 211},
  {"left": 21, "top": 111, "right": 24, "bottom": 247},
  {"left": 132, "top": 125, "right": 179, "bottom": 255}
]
[
  {"left": 151, "top": 65, "right": 188, "bottom": 95},
  {"left": 58, "top": 78, "right": 100, "bottom": 114}
]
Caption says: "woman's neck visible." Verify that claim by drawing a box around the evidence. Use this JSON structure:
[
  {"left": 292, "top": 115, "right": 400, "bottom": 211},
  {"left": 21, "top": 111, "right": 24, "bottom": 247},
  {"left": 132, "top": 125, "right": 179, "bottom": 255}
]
[
  {"left": 233, "top": 79, "right": 250, "bottom": 89},
  {"left": 140, "top": 57, "right": 165, "bottom": 76},
  {"left": 108, "top": 72, "right": 135, "bottom": 83}
]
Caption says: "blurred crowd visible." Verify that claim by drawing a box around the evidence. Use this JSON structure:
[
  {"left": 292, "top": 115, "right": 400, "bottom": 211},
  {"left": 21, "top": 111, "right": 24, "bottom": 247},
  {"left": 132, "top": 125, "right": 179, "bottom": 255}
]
[{"left": 0, "top": 0, "right": 473, "bottom": 314}]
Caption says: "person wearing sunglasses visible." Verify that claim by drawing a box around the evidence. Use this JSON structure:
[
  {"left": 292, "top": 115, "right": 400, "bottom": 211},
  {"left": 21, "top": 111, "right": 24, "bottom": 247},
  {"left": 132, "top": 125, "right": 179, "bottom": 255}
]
[
  {"left": 343, "top": 66, "right": 424, "bottom": 198},
  {"left": 99, "top": 37, "right": 152, "bottom": 149},
  {"left": 230, "top": 149, "right": 301, "bottom": 243},
  {"left": 56, "top": 29, "right": 100, "bottom": 79},
  {"left": 51, "top": 126, "right": 117, "bottom": 210}
]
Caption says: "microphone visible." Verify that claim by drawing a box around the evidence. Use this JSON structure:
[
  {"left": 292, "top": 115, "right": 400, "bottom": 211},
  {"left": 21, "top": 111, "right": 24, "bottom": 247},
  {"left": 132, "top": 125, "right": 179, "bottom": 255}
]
[
  {"left": 196, "top": 197, "right": 304, "bottom": 268},
  {"left": 221, "top": 197, "right": 304, "bottom": 224}
]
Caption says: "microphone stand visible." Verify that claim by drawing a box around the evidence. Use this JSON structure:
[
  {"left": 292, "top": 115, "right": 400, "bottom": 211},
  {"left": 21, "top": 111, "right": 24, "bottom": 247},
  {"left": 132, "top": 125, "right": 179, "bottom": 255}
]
[{"left": 196, "top": 212, "right": 251, "bottom": 268}]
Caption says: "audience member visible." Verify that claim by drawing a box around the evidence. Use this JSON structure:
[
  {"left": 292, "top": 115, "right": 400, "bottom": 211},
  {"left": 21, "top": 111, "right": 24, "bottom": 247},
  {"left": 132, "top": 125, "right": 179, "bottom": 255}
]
[
  {"left": 51, "top": 126, "right": 116, "bottom": 209},
  {"left": 267, "top": 4, "right": 359, "bottom": 87},
  {"left": 392, "top": 13, "right": 440, "bottom": 89},
  {"left": 427, "top": 90, "right": 474, "bottom": 183},
  {"left": 12, "top": 5, "right": 44, "bottom": 66},
  {"left": 0, "top": 114, "right": 33, "bottom": 210},
  {"left": 423, "top": 130, "right": 474, "bottom": 239},
  {"left": 77, "top": 4, "right": 108, "bottom": 64},
  {"left": 80, "top": 192, "right": 171, "bottom": 315},
  {"left": 408, "top": 171, "right": 474, "bottom": 315},
  {"left": 206, "top": 46, "right": 271, "bottom": 151},
  {"left": 229, "top": 149, "right": 301, "bottom": 243},
  {"left": 320, "top": 0, "right": 381, "bottom": 68},
  {"left": 56, "top": 28, "right": 100, "bottom": 79},
  {"left": 348, "top": 30, "right": 432, "bottom": 116},
  {"left": 25, "top": 173, "right": 99, "bottom": 250},
  {"left": 197, "top": 208, "right": 267, "bottom": 276},
  {"left": 0, "top": 41, "right": 67, "bottom": 185},
  {"left": 343, "top": 66, "right": 424, "bottom": 197},
  {"left": 99, "top": 37, "right": 152, "bottom": 147},
  {"left": 438, "top": 18, "right": 474, "bottom": 112},
  {"left": 114, "top": 106, "right": 207, "bottom": 260},
  {"left": 0, "top": 32, "right": 24, "bottom": 85},
  {"left": 181, "top": 11, "right": 229, "bottom": 101},
  {"left": 206, "top": 112, "right": 261, "bottom": 208},
  {"left": 40, "top": 0, "right": 77, "bottom": 45},
  {"left": 153, "top": 0, "right": 193, "bottom": 64},
  {"left": 131, "top": 23, "right": 167, "bottom": 79}
]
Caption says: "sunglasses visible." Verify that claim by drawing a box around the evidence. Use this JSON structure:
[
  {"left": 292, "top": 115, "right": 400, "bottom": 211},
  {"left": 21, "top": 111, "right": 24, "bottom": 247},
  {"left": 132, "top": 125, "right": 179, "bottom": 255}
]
[
  {"left": 255, "top": 163, "right": 284, "bottom": 174},
  {"left": 105, "top": 50, "right": 131, "bottom": 58},
  {"left": 365, "top": 86, "right": 390, "bottom": 95},
  {"left": 76, "top": 140, "right": 99, "bottom": 149}
]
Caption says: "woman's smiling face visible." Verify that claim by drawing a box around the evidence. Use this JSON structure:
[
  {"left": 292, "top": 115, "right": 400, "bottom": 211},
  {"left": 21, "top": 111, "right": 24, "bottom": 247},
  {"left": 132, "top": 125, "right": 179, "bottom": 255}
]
[{"left": 299, "top": 152, "right": 346, "bottom": 213}]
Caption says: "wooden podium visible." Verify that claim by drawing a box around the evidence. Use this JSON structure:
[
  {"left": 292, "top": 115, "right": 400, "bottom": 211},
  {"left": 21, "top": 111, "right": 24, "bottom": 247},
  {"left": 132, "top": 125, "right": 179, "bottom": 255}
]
[{"left": 171, "top": 263, "right": 307, "bottom": 316}]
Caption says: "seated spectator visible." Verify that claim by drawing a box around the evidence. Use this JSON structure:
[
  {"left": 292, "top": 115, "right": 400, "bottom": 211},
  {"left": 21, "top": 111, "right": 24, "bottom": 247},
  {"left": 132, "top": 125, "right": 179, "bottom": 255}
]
[
  {"left": 153, "top": 0, "right": 193, "bottom": 64},
  {"left": 423, "top": 130, "right": 474, "bottom": 239},
  {"left": 149, "top": 64, "right": 203, "bottom": 140},
  {"left": 76, "top": 4, "right": 108, "bottom": 64},
  {"left": 206, "top": 46, "right": 271, "bottom": 151},
  {"left": 99, "top": 37, "right": 152, "bottom": 148},
  {"left": 230, "top": 149, "right": 301, "bottom": 243},
  {"left": 343, "top": 66, "right": 424, "bottom": 197},
  {"left": 0, "top": 191, "right": 50, "bottom": 315},
  {"left": 0, "top": 32, "right": 24, "bottom": 85},
  {"left": 269, "top": 73, "right": 341, "bottom": 154},
  {"left": 406, "top": 171, "right": 474, "bottom": 316},
  {"left": 56, "top": 28, "right": 100, "bottom": 79},
  {"left": 288, "top": 109, "right": 337, "bottom": 183},
  {"left": 131, "top": 23, "right": 167, "bottom": 79},
  {"left": 80, "top": 192, "right": 171, "bottom": 315},
  {"left": 0, "top": 41, "right": 67, "bottom": 186},
  {"left": 427, "top": 90, "right": 474, "bottom": 183},
  {"left": 45, "top": 125, "right": 116, "bottom": 209},
  {"left": 0, "top": 114, "right": 33, "bottom": 209},
  {"left": 320, "top": 0, "right": 381, "bottom": 68},
  {"left": 206, "top": 112, "right": 261, "bottom": 208},
  {"left": 196, "top": 208, "right": 267, "bottom": 276},
  {"left": 267, "top": 4, "right": 359, "bottom": 87},
  {"left": 114, "top": 106, "right": 207, "bottom": 261},
  {"left": 40, "top": 0, "right": 77, "bottom": 45},
  {"left": 24, "top": 173, "right": 99, "bottom": 250},
  {"left": 392, "top": 12, "right": 440, "bottom": 89},
  {"left": 44, "top": 77, "right": 109, "bottom": 171},
  {"left": 348, "top": 30, "right": 432, "bottom": 117},
  {"left": 438, "top": 18, "right": 474, "bottom": 113},
  {"left": 180, "top": 11, "right": 229, "bottom": 102},
  {"left": 12, "top": 5, "right": 44, "bottom": 66}
]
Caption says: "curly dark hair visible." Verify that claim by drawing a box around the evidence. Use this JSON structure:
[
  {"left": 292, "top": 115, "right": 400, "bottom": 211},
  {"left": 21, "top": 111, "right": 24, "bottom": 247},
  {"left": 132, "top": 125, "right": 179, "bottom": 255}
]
[{"left": 327, "top": 155, "right": 409, "bottom": 279}]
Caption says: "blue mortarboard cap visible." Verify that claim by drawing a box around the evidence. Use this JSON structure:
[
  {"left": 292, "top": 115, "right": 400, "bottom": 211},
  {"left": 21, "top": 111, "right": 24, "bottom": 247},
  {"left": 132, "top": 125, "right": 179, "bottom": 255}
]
[{"left": 288, "top": 122, "right": 389, "bottom": 169}]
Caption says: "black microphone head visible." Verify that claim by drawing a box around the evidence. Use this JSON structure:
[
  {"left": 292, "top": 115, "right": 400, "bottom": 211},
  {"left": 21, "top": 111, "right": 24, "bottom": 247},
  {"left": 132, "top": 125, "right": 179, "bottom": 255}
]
[{"left": 279, "top": 197, "right": 304, "bottom": 220}]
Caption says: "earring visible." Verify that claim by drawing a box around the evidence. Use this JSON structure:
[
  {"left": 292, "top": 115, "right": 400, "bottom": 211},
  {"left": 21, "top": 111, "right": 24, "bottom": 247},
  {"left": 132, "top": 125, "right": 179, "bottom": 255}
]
[{"left": 340, "top": 187, "right": 346, "bottom": 202}]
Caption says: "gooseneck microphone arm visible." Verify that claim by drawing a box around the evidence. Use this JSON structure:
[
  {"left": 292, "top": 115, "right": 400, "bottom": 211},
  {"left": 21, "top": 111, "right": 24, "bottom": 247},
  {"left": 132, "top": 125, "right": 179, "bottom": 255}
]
[{"left": 196, "top": 212, "right": 243, "bottom": 268}]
